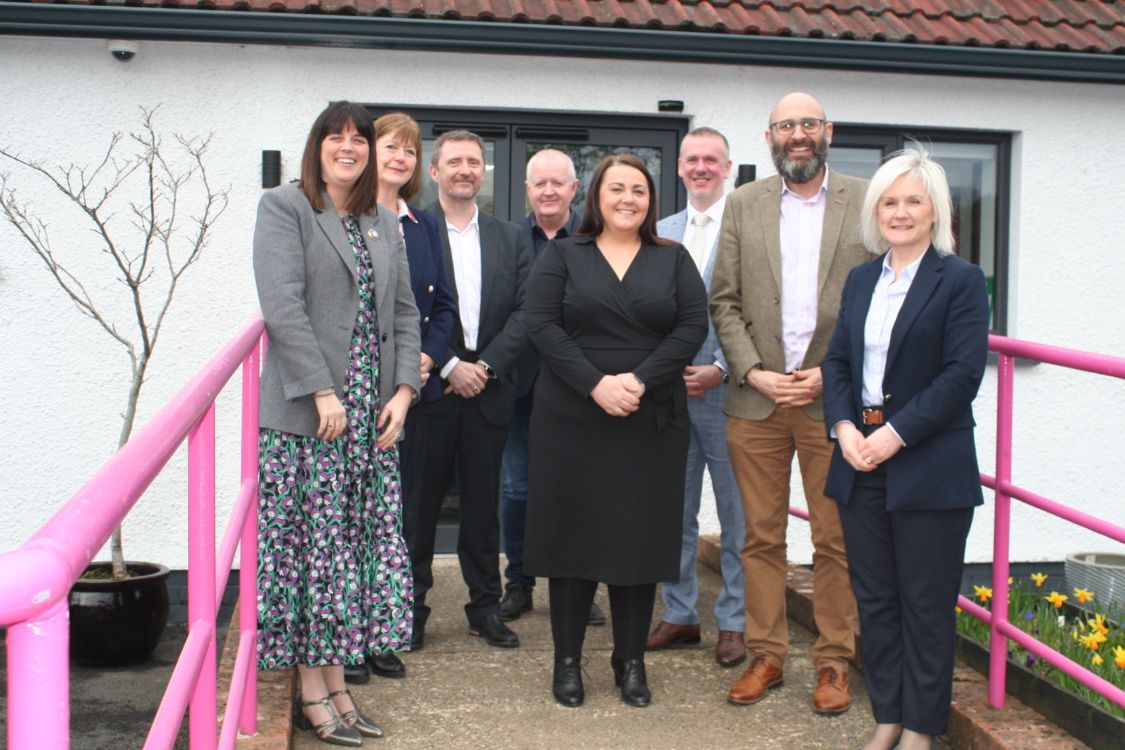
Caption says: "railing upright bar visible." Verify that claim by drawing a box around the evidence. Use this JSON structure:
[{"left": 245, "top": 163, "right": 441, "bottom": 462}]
[
  {"left": 239, "top": 340, "right": 261, "bottom": 735},
  {"left": 987, "top": 352, "right": 1017, "bottom": 709},
  {"left": 7, "top": 599, "right": 70, "bottom": 750},
  {"left": 188, "top": 404, "right": 218, "bottom": 750}
]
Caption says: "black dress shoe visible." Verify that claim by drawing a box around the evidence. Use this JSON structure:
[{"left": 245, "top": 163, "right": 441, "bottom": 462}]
[
  {"left": 410, "top": 622, "right": 425, "bottom": 652},
  {"left": 611, "top": 655, "right": 651, "bottom": 708},
  {"left": 552, "top": 656, "right": 585, "bottom": 707},
  {"left": 342, "top": 663, "right": 369, "bottom": 685},
  {"left": 370, "top": 651, "right": 405, "bottom": 679},
  {"left": 499, "top": 585, "right": 534, "bottom": 621},
  {"left": 468, "top": 613, "right": 520, "bottom": 648},
  {"left": 587, "top": 602, "right": 607, "bottom": 626}
]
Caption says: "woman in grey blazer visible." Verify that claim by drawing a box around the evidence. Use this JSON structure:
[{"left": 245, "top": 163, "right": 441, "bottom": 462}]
[{"left": 253, "top": 101, "right": 421, "bottom": 747}]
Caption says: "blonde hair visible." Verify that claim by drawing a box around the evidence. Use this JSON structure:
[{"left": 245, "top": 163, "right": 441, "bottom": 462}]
[{"left": 861, "top": 147, "right": 955, "bottom": 256}]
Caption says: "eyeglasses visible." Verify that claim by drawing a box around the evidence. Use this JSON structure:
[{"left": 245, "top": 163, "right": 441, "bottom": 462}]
[{"left": 768, "top": 118, "right": 827, "bottom": 135}]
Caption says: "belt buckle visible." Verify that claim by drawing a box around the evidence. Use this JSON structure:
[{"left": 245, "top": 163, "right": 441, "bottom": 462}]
[{"left": 862, "top": 408, "right": 884, "bottom": 426}]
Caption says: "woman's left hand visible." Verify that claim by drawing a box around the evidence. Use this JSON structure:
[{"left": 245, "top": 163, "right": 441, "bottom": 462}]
[
  {"left": 375, "top": 385, "right": 414, "bottom": 451},
  {"left": 860, "top": 425, "right": 904, "bottom": 466}
]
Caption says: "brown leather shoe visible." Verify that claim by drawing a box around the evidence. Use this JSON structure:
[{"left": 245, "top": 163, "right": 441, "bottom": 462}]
[
  {"left": 644, "top": 620, "right": 701, "bottom": 651},
  {"left": 811, "top": 665, "right": 851, "bottom": 714},
  {"left": 727, "top": 654, "right": 783, "bottom": 705},
  {"left": 714, "top": 631, "right": 747, "bottom": 668}
]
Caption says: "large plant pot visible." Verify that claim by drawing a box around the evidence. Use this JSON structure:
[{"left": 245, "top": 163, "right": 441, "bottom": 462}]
[{"left": 68, "top": 561, "right": 171, "bottom": 667}]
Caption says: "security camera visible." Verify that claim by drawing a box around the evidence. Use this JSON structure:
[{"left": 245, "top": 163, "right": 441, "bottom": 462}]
[{"left": 107, "top": 40, "right": 139, "bottom": 62}]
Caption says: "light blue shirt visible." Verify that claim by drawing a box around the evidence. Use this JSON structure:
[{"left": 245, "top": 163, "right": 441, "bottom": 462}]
[{"left": 860, "top": 251, "right": 925, "bottom": 444}]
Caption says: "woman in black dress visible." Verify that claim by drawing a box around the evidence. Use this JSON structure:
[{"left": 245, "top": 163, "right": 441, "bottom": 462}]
[{"left": 523, "top": 154, "right": 708, "bottom": 708}]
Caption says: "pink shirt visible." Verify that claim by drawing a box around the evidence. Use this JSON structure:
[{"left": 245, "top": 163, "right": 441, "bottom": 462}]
[{"left": 779, "top": 169, "right": 829, "bottom": 373}]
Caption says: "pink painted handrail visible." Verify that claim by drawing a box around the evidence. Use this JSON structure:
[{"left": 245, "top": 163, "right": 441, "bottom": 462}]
[
  {"left": 788, "top": 333, "right": 1125, "bottom": 712},
  {"left": 0, "top": 316, "right": 265, "bottom": 750}
]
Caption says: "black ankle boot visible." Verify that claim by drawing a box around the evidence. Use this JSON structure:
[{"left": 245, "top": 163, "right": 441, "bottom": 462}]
[
  {"left": 553, "top": 656, "right": 585, "bottom": 707},
  {"left": 610, "top": 655, "right": 651, "bottom": 708}
]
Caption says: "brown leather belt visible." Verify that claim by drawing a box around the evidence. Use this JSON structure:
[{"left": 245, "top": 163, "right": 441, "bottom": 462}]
[{"left": 861, "top": 407, "right": 885, "bottom": 426}]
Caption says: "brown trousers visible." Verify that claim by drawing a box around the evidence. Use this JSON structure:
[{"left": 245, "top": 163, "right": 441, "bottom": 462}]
[{"left": 727, "top": 409, "right": 857, "bottom": 670}]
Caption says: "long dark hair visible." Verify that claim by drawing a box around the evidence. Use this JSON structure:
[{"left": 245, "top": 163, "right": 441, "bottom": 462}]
[
  {"left": 577, "top": 153, "right": 671, "bottom": 246},
  {"left": 299, "top": 101, "right": 378, "bottom": 215}
]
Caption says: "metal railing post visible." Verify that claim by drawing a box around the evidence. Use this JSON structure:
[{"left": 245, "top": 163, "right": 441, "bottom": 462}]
[
  {"left": 7, "top": 598, "right": 70, "bottom": 749},
  {"left": 188, "top": 404, "right": 218, "bottom": 749},
  {"left": 988, "top": 352, "right": 1016, "bottom": 708},
  {"left": 238, "top": 341, "right": 261, "bottom": 735}
]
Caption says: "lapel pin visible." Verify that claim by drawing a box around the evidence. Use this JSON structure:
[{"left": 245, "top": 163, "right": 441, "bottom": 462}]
[{"left": 367, "top": 227, "right": 379, "bottom": 239}]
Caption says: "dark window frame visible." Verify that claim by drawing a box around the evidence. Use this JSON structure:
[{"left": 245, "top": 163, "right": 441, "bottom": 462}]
[
  {"left": 365, "top": 105, "right": 690, "bottom": 221},
  {"left": 832, "top": 124, "right": 1012, "bottom": 334}
]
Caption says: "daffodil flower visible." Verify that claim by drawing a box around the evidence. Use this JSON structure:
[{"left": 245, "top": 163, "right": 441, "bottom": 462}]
[
  {"left": 1092, "top": 653, "right": 1103, "bottom": 666},
  {"left": 1114, "top": 645, "right": 1125, "bottom": 669},
  {"left": 1079, "top": 631, "right": 1107, "bottom": 651},
  {"left": 1030, "top": 572, "right": 1048, "bottom": 587},
  {"left": 1093, "top": 613, "right": 1109, "bottom": 636},
  {"left": 1073, "top": 587, "right": 1095, "bottom": 604},
  {"left": 1046, "top": 591, "right": 1068, "bottom": 609},
  {"left": 974, "top": 585, "right": 993, "bottom": 604}
]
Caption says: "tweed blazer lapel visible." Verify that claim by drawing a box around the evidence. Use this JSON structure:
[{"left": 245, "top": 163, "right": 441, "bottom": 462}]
[
  {"left": 885, "top": 247, "right": 943, "bottom": 372},
  {"left": 817, "top": 176, "right": 849, "bottom": 297},
  {"left": 315, "top": 192, "right": 358, "bottom": 281},
  {"left": 762, "top": 179, "right": 783, "bottom": 293}
]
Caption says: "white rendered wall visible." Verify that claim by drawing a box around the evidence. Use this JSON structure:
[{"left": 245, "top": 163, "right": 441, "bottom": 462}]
[{"left": 1, "top": 36, "right": 1122, "bottom": 570}]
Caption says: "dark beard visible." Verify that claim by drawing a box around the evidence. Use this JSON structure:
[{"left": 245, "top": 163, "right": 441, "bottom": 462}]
[{"left": 771, "top": 137, "right": 828, "bottom": 184}]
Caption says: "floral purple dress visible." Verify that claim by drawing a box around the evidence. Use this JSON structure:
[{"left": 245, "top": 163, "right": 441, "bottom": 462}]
[{"left": 257, "top": 216, "right": 413, "bottom": 670}]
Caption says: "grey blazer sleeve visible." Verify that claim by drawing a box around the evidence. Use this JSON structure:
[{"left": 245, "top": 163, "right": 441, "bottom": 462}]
[{"left": 252, "top": 186, "right": 333, "bottom": 400}]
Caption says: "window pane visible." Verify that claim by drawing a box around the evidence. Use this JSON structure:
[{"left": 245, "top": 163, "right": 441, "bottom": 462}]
[
  {"left": 931, "top": 141, "right": 999, "bottom": 327},
  {"left": 830, "top": 147, "right": 885, "bottom": 181},
  {"left": 418, "top": 139, "right": 497, "bottom": 215},
  {"left": 524, "top": 143, "right": 663, "bottom": 217}
]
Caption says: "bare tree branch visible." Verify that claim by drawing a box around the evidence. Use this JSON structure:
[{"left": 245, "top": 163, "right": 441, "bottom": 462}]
[{"left": 0, "top": 105, "right": 229, "bottom": 580}]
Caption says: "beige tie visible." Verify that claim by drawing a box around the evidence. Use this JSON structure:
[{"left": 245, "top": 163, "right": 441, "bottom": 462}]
[{"left": 688, "top": 213, "right": 710, "bottom": 271}]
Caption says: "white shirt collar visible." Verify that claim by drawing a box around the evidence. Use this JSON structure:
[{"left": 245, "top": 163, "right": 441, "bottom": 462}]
[
  {"left": 686, "top": 193, "right": 727, "bottom": 226},
  {"left": 397, "top": 198, "right": 417, "bottom": 223}
]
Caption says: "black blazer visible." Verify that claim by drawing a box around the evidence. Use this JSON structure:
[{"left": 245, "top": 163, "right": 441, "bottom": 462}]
[
  {"left": 402, "top": 205, "right": 456, "bottom": 404},
  {"left": 427, "top": 203, "right": 530, "bottom": 426},
  {"left": 822, "top": 246, "right": 990, "bottom": 511}
]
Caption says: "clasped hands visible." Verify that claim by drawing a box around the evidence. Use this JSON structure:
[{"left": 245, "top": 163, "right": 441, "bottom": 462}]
[
  {"left": 835, "top": 421, "right": 902, "bottom": 471},
  {"left": 444, "top": 360, "right": 489, "bottom": 399},
  {"left": 745, "top": 366, "right": 822, "bottom": 408},
  {"left": 591, "top": 373, "right": 645, "bottom": 417}
]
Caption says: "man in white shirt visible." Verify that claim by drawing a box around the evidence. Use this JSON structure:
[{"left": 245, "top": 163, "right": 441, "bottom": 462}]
[
  {"left": 412, "top": 130, "right": 530, "bottom": 650},
  {"left": 646, "top": 128, "right": 747, "bottom": 669},
  {"left": 710, "top": 93, "right": 869, "bottom": 714}
]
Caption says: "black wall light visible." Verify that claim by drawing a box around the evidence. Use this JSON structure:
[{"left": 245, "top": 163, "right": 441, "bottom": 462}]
[
  {"left": 736, "top": 164, "right": 756, "bottom": 187},
  {"left": 658, "top": 100, "right": 684, "bottom": 113},
  {"left": 262, "top": 150, "right": 281, "bottom": 189}
]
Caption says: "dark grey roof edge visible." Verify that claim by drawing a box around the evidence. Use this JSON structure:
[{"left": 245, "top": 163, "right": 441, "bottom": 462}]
[{"left": 2, "top": 4, "right": 1124, "bottom": 85}]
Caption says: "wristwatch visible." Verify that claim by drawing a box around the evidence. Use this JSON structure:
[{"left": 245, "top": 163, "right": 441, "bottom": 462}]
[{"left": 480, "top": 361, "right": 497, "bottom": 378}]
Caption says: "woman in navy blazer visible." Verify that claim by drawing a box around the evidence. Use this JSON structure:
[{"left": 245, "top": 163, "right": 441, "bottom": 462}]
[
  {"left": 369, "top": 113, "right": 457, "bottom": 667},
  {"left": 821, "top": 149, "right": 989, "bottom": 750}
]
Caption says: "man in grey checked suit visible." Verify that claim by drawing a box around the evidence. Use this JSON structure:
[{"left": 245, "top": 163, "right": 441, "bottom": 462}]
[{"left": 646, "top": 127, "right": 747, "bottom": 668}]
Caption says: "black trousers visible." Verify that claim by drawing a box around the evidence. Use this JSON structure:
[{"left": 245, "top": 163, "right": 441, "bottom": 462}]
[
  {"left": 837, "top": 468, "right": 973, "bottom": 735},
  {"left": 549, "top": 578, "right": 655, "bottom": 662},
  {"left": 412, "top": 395, "right": 508, "bottom": 625}
]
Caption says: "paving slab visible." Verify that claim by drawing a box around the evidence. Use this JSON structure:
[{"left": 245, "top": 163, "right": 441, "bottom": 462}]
[{"left": 292, "top": 557, "right": 878, "bottom": 750}]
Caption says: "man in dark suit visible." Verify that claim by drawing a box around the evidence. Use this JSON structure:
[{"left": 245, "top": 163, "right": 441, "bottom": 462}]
[
  {"left": 710, "top": 92, "right": 867, "bottom": 714},
  {"left": 412, "top": 129, "right": 530, "bottom": 648},
  {"left": 498, "top": 148, "right": 605, "bottom": 627}
]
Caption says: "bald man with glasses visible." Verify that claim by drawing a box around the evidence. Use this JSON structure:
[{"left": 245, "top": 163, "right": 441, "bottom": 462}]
[{"left": 710, "top": 92, "right": 868, "bottom": 715}]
